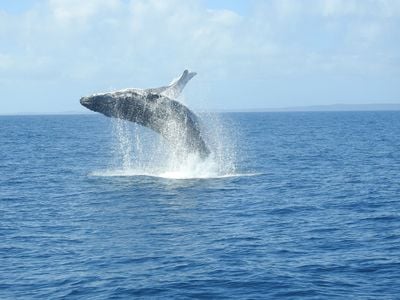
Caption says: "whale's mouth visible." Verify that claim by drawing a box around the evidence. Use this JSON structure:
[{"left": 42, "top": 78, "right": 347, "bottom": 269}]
[{"left": 80, "top": 96, "right": 91, "bottom": 108}]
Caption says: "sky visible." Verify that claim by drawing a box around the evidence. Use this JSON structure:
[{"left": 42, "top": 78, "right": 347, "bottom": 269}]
[{"left": 0, "top": 0, "right": 399, "bottom": 114}]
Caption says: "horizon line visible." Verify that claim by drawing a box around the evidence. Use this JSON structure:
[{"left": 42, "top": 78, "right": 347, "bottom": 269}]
[{"left": 1, "top": 103, "right": 400, "bottom": 116}]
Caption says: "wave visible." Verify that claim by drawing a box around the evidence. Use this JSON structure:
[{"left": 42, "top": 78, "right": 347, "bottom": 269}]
[
  {"left": 90, "top": 154, "right": 260, "bottom": 179},
  {"left": 89, "top": 169, "right": 260, "bottom": 180}
]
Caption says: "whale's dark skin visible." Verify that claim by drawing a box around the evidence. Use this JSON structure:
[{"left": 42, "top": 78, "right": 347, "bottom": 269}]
[{"left": 80, "top": 70, "right": 210, "bottom": 158}]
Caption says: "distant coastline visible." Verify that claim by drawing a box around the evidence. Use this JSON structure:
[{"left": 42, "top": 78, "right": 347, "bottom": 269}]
[
  {"left": 262, "top": 103, "right": 400, "bottom": 112},
  {"left": 1, "top": 103, "right": 400, "bottom": 115},
  {"left": 217, "top": 103, "right": 400, "bottom": 113}
]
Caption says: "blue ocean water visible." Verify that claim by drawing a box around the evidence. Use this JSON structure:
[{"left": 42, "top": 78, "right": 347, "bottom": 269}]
[{"left": 1, "top": 112, "right": 400, "bottom": 299}]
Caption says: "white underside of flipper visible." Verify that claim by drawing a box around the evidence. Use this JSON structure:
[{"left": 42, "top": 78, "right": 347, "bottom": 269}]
[{"left": 150, "top": 70, "right": 197, "bottom": 99}]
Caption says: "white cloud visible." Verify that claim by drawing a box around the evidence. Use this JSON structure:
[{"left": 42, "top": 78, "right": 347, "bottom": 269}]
[
  {"left": 0, "top": 53, "right": 14, "bottom": 70},
  {"left": 1, "top": 0, "right": 398, "bottom": 77},
  {"left": 321, "top": 0, "right": 361, "bottom": 16},
  {"left": 49, "top": 0, "right": 121, "bottom": 24},
  {"left": 321, "top": 0, "right": 400, "bottom": 17}
]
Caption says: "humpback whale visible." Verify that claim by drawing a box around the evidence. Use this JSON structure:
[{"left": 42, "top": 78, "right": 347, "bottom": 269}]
[{"left": 80, "top": 70, "right": 210, "bottom": 158}]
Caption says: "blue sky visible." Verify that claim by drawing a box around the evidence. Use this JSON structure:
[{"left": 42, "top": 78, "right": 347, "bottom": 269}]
[{"left": 0, "top": 0, "right": 399, "bottom": 114}]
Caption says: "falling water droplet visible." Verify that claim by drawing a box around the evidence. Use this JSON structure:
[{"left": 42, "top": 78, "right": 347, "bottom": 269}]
[{"left": 99, "top": 112, "right": 237, "bottom": 179}]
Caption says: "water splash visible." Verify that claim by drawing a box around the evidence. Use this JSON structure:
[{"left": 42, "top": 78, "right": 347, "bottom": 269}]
[
  {"left": 94, "top": 111, "right": 238, "bottom": 179},
  {"left": 112, "top": 118, "right": 134, "bottom": 169}
]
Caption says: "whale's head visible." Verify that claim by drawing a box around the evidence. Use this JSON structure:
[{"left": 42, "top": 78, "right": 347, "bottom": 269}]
[
  {"left": 80, "top": 90, "right": 148, "bottom": 119},
  {"left": 80, "top": 92, "right": 124, "bottom": 118},
  {"left": 81, "top": 93, "right": 112, "bottom": 112}
]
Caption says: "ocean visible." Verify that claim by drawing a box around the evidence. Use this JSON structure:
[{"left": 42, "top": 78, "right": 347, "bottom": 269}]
[{"left": 1, "top": 112, "right": 399, "bottom": 299}]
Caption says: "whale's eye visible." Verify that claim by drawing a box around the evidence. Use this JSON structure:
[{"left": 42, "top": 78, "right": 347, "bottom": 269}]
[{"left": 147, "top": 93, "right": 160, "bottom": 101}]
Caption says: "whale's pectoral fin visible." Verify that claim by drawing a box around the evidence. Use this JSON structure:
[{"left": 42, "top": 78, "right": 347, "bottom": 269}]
[{"left": 162, "top": 70, "right": 197, "bottom": 99}]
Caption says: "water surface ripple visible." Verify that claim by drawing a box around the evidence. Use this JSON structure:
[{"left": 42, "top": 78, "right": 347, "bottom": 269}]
[{"left": 1, "top": 112, "right": 400, "bottom": 299}]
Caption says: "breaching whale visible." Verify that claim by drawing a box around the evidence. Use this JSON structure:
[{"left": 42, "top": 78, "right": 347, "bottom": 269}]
[{"left": 80, "top": 70, "right": 210, "bottom": 158}]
